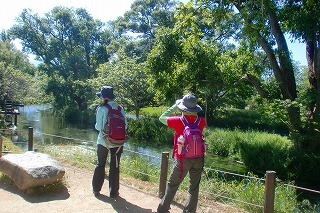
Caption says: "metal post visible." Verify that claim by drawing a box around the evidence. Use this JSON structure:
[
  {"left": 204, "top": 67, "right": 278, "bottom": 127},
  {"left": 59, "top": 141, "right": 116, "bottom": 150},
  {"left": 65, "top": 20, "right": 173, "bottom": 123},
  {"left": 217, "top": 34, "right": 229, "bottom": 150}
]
[
  {"left": 159, "top": 152, "right": 169, "bottom": 198},
  {"left": 28, "top": 127, "right": 33, "bottom": 151},
  {"left": 14, "top": 114, "right": 18, "bottom": 126},
  {"left": 264, "top": 171, "right": 276, "bottom": 213}
]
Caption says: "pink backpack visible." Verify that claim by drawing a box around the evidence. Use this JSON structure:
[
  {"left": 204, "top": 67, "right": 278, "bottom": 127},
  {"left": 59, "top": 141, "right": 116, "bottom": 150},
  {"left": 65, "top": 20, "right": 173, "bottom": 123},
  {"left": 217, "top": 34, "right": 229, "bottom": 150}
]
[
  {"left": 179, "top": 116, "right": 205, "bottom": 158},
  {"left": 103, "top": 104, "right": 128, "bottom": 145}
]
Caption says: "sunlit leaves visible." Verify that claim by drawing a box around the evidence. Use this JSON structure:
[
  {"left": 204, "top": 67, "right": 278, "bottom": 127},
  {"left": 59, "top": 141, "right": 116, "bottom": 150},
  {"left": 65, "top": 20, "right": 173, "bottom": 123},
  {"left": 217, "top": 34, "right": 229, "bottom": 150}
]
[
  {"left": 9, "top": 7, "right": 109, "bottom": 110},
  {"left": 94, "top": 57, "right": 154, "bottom": 118}
]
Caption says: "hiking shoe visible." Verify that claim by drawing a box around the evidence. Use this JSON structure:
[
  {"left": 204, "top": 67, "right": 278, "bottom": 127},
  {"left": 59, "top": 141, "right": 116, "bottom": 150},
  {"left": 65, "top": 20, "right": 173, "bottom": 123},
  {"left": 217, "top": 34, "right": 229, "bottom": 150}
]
[
  {"left": 110, "top": 192, "right": 119, "bottom": 198},
  {"left": 93, "top": 191, "right": 100, "bottom": 197}
]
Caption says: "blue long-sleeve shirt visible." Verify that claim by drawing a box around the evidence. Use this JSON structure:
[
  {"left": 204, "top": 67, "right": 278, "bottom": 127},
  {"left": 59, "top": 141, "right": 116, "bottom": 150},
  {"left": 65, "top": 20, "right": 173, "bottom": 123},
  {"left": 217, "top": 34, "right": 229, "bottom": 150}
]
[{"left": 95, "top": 101, "right": 127, "bottom": 148}]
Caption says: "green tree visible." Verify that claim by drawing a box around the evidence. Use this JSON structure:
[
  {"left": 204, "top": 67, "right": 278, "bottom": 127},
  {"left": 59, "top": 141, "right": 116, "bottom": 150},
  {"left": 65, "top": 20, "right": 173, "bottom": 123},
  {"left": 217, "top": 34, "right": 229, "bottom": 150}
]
[
  {"left": 149, "top": 0, "right": 320, "bottom": 150},
  {"left": 115, "top": 0, "right": 177, "bottom": 40},
  {"left": 281, "top": 0, "right": 320, "bottom": 150},
  {"left": 225, "top": 0, "right": 320, "bottom": 150},
  {"left": 113, "top": 0, "right": 178, "bottom": 61},
  {"left": 9, "top": 7, "right": 110, "bottom": 111},
  {"left": 168, "top": 0, "right": 320, "bottom": 149},
  {"left": 147, "top": 2, "right": 259, "bottom": 121},
  {"left": 0, "top": 40, "right": 43, "bottom": 105},
  {"left": 93, "top": 56, "right": 154, "bottom": 119}
]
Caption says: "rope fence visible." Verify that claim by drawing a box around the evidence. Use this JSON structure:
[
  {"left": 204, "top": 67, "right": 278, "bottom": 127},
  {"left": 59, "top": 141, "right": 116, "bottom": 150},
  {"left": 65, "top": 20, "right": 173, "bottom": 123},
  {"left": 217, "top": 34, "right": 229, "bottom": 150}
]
[{"left": 1, "top": 127, "right": 320, "bottom": 212}]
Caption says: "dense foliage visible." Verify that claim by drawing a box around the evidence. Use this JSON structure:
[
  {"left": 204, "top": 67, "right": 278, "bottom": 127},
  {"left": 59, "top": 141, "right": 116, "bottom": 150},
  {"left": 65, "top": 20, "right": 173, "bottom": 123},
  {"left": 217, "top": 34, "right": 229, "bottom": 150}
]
[
  {"left": 92, "top": 57, "right": 154, "bottom": 118},
  {"left": 0, "top": 40, "right": 48, "bottom": 105},
  {"left": 9, "top": 7, "right": 109, "bottom": 111},
  {"left": 127, "top": 116, "right": 174, "bottom": 147}
]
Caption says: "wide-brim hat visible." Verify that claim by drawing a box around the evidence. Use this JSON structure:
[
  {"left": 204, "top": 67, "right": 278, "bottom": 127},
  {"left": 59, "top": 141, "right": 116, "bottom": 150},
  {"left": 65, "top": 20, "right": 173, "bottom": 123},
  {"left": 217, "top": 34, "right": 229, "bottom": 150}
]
[
  {"left": 175, "top": 94, "right": 202, "bottom": 112},
  {"left": 96, "top": 86, "right": 116, "bottom": 99}
]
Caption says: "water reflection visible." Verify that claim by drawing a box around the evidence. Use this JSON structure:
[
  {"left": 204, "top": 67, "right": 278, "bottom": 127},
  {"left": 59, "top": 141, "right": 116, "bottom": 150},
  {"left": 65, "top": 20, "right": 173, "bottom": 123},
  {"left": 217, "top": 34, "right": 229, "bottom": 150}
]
[
  {"left": 16, "top": 104, "right": 166, "bottom": 163},
  {"left": 17, "top": 104, "right": 96, "bottom": 146}
]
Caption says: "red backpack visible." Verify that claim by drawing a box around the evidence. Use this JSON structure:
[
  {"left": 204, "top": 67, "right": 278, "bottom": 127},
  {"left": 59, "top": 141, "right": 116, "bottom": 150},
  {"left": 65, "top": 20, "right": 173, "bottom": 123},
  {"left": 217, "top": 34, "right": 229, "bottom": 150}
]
[{"left": 102, "top": 104, "right": 128, "bottom": 145}]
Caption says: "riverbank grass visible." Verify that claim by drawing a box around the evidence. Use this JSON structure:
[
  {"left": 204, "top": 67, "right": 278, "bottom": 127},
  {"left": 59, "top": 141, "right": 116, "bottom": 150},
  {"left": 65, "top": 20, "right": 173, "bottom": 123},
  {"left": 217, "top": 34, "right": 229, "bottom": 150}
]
[{"left": 36, "top": 142, "right": 310, "bottom": 213}]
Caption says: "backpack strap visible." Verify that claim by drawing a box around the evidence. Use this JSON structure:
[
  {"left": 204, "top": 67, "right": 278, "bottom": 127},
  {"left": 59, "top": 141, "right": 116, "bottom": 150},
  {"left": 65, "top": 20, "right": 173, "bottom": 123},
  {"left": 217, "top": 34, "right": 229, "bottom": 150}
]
[
  {"left": 195, "top": 117, "right": 200, "bottom": 125},
  {"left": 104, "top": 103, "right": 112, "bottom": 111},
  {"left": 180, "top": 116, "right": 188, "bottom": 126},
  {"left": 117, "top": 105, "right": 122, "bottom": 112},
  {"left": 104, "top": 104, "right": 122, "bottom": 113},
  {"left": 107, "top": 146, "right": 122, "bottom": 168},
  {"left": 180, "top": 116, "right": 200, "bottom": 126}
]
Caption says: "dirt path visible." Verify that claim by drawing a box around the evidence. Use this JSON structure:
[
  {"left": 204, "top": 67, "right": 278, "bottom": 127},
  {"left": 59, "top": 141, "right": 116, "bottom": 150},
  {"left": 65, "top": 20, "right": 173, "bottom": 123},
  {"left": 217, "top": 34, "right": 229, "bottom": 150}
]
[{"left": 0, "top": 163, "right": 243, "bottom": 213}]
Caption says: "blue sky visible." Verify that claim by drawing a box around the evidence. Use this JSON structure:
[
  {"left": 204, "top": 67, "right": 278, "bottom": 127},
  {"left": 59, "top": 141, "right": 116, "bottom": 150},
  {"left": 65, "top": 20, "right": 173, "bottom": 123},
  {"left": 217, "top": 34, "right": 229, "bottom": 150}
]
[{"left": 0, "top": 0, "right": 307, "bottom": 66}]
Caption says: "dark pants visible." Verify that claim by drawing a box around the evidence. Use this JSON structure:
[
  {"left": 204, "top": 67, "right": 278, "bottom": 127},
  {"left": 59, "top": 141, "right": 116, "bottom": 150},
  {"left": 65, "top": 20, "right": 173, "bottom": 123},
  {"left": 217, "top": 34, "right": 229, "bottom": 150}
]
[
  {"left": 92, "top": 144, "right": 123, "bottom": 196},
  {"left": 157, "top": 157, "right": 204, "bottom": 213}
]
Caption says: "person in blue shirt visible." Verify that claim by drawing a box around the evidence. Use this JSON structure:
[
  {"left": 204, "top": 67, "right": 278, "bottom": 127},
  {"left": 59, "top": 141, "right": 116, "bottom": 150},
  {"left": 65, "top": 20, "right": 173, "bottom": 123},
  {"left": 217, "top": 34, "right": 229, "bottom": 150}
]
[{"left": 92, "top": 86, "right": 127, "bottom": 198}]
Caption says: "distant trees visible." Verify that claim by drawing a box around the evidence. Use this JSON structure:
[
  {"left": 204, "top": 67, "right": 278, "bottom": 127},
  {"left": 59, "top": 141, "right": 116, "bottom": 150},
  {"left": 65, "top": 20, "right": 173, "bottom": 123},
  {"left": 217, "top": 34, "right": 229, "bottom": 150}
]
[
  {"left": 0, "top": 40, "right": 46, "bottom": 105},
  {"left": 93, "top": 56, "right": 154, "bottom": 119},
  {"left": 8, "top": 1, "right": 178, "bottom": 116},
  {"left": 9, "top": 7, "right": 110, "bottom": 111},
  {"left": 113, "top": 0, "right": 178, "bottom": 61}
]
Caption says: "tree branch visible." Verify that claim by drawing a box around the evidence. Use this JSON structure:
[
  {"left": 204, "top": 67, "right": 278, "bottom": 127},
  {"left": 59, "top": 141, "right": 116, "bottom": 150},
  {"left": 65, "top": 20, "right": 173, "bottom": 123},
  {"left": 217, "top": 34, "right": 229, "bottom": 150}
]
[{"left": 234, "top": 74, "right": 269, "bottom": 99}]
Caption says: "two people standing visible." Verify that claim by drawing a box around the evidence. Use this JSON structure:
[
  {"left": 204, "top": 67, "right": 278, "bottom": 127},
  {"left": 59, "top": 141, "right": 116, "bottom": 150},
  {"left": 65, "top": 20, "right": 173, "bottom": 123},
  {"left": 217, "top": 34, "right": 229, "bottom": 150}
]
[{"left": 92, "top": 87, "right": 205, "bottom": 212}]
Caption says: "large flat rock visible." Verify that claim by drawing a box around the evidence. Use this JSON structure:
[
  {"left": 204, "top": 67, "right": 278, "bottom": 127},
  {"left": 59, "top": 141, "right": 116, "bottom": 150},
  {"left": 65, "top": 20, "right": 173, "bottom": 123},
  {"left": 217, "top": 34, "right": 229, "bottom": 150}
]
[{"left": 0, "top": 151, "right": 65, "bottom": 190}]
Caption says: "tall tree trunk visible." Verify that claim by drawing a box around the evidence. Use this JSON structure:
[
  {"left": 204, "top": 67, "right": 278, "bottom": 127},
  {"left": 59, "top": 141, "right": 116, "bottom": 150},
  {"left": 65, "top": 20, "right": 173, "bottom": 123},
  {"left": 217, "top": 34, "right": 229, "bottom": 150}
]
[
  {"left": 263, "top": 1, "right": 302, "bottom": 137},
  {"left": 305, "top": 38, "right": 320, "bottom": 151},
  {"left": 235, "top": 0, "right": 302, "bottom": 146}
]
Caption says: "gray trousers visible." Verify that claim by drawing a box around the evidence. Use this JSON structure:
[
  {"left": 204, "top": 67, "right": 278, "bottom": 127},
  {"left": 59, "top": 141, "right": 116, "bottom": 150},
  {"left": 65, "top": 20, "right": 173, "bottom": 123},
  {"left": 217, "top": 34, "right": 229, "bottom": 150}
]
[{"left": 157, "top": 157, "right": 204, "bottom": 213}]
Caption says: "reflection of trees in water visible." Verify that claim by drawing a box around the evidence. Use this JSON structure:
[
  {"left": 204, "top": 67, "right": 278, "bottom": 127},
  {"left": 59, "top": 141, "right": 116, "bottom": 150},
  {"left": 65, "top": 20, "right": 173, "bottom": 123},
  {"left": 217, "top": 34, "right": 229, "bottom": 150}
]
[{"left": 17, "top": 104, "right": 162, "bottom": 165}]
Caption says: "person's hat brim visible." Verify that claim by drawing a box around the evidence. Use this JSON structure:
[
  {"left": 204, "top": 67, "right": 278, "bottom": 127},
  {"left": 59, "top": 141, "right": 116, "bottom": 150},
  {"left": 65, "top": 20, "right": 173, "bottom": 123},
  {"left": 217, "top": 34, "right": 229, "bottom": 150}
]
[{"left": 175, "top": 99, "right": 202, "bottom": 112}]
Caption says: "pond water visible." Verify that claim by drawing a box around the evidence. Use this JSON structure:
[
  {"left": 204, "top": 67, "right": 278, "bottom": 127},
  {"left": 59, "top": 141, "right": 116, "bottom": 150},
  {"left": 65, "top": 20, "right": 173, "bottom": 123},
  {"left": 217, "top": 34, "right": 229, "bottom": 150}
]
[
  {"left": 14, "top": 104, "right": 167, "bottom": 163},
  {"left": 11, "top": 104, "right": 247, "bottom": 173}
]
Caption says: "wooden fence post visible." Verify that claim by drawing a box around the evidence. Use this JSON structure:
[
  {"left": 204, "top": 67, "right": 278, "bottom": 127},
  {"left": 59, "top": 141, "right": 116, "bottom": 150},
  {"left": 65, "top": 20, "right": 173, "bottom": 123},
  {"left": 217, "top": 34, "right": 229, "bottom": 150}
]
[
  {"left": 159, "top": 152, "right": 169, "bottom": 198},
  {"left": 0, "top": 135, "right": 2, "bottom": 158},
  {"left": 28, "top": 127, "right": 33, "bottom": 151},
  {"left": 264, "top": 171, "right": 276, "bottom": 213}
]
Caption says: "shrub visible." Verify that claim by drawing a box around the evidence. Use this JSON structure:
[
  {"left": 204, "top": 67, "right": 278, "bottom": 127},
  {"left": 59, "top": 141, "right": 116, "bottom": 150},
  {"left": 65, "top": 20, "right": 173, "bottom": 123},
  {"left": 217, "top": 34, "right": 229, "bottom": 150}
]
[
  {"left": 127, "top": 116, "right": 173, "bottom": 147},
  {"left": 235, "top": 131, "right": 293, "bottom": 178},
  {"left": 209, "top": 108, "right": 289, "bottom": 135},
  {"left": 204, "top": 128, "right": 235, "bottom": 157},
  {"left": 204, "top": 128, "right": 294, "bottom": 179}
]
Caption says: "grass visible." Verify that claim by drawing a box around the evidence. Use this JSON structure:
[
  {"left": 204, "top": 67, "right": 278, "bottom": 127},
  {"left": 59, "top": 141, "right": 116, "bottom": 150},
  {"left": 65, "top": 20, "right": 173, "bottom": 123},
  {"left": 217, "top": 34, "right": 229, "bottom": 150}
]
[
  {"left": 0, "top": 135, "right": 23, "bottom": 154},
  {"left": 35, "top": 142, "right": 310, "bottom": 213}
]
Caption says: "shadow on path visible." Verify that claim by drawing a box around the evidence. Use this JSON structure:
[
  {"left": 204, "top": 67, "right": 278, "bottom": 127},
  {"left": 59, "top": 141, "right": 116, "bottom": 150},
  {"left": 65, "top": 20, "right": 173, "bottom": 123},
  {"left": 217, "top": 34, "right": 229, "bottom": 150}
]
[
  {"left": 96, "top": 194, "right": 153, "bottom": 213},
  {"left": 0, "top": 180, "right": 70, "bottom": 203}
]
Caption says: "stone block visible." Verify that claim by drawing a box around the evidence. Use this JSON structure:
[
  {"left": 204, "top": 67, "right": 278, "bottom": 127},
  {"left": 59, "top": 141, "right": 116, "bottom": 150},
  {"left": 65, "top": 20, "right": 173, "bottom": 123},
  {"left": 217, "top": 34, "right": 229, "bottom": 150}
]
[{"left": 0, "top": 151, "right": 65, "bottom": 190}]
